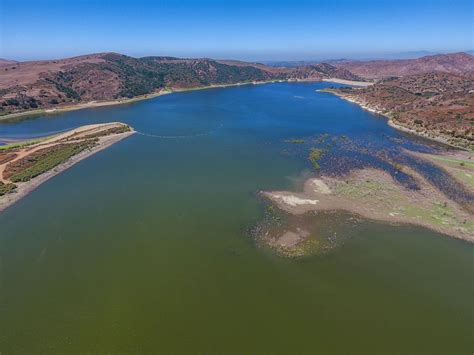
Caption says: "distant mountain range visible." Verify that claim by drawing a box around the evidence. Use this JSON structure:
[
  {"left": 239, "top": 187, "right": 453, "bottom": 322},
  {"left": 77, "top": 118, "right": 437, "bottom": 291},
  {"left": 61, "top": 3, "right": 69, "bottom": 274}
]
[
  {"left": 335, "top": 52, "right": 474, "bottom": 79},
  {"left": 264, "top": 58, "right": 354, "bottom": 68},
  {"left": 264, "top": 51, "right": 474, "bottom": 67},
  {"left": 0, "top": 59, "right": 18, "bottom": 67}
]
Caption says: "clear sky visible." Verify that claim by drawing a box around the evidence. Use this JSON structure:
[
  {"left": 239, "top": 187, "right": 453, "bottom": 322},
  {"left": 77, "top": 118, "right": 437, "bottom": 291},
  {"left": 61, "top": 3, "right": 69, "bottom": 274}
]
[{"left": 1, "top": 0, "right": 472, "bottom": 61}]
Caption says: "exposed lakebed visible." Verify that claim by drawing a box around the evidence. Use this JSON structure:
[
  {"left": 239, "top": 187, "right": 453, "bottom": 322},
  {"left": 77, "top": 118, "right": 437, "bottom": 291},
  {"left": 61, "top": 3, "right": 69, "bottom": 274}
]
[{"left": 0, "top": 82, "right": 472, "bottom": 353}]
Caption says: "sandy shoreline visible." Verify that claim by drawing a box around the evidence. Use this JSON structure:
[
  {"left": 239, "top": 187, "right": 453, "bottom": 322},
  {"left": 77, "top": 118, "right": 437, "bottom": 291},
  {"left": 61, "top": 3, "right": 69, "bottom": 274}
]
[
  {"left": 0, "top": 92, "right": 171, "bottom": 121},
  {"left": 0, "top": 130, "right": 134, "bottom": 213},
  {"left": 322, "top": 78, "right": 374, "bottom": 87}
]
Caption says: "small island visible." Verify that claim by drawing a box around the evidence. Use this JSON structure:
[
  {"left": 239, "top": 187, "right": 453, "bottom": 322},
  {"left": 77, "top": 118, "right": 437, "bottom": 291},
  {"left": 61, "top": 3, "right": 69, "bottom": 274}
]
[{"left": 0, "top": 122, "right": 134, "bottom": 212}]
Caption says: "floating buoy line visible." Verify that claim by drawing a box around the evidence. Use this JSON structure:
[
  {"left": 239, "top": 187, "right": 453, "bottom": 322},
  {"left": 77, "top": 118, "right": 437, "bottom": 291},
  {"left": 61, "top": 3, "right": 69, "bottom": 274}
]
[
  {"left": 1, "top": 122, "right": 224, "bottom": 143},
  {"left": 134, "top": 122, "right": 223, "bottom": 139}
]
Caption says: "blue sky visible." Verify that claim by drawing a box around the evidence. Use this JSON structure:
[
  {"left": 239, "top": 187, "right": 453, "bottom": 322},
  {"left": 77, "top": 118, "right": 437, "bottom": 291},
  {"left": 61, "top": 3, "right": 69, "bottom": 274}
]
[{"left": 1, "top": 0, "right": 472, "bottom": 61}]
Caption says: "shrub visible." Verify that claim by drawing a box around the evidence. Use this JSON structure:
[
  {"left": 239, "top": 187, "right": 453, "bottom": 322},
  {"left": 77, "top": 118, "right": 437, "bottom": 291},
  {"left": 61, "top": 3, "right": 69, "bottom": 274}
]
[
  {"left": 0, "top": 181, "right": 17, "bottom": 196},
  {"left": 9, "top": 140, "right": 97, "bottom": 183}
]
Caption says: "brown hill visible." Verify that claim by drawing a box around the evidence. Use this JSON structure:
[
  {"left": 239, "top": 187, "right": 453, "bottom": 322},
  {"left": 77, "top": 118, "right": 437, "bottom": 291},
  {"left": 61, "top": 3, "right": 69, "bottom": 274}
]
[
  {"left": 0, "top": 53, "right": 363, "bottom": 116},
  {"left": 327, "top": 72, "right": 474, "bottom": 148},
  {"left": 0, "top": 59, "right": 19, "bottom": 68},
  {"left": 337, "top": 52, "right": 474, "bottom": 79}
]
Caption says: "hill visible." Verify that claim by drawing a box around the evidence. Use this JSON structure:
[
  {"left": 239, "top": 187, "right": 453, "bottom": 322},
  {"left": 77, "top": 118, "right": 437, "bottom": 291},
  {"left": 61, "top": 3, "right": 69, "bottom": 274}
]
[
  {"left": 0, "top": 59, "right": 18, "bottom": 68},
  {"left": 325, "top": 72, "right": 474, "bottom": 148},
  {"left": 0, "top": 53, "right": 363, "bottom": 116},
  {"left": 336, "top": 52, "right": 474, "bottom": 79}
]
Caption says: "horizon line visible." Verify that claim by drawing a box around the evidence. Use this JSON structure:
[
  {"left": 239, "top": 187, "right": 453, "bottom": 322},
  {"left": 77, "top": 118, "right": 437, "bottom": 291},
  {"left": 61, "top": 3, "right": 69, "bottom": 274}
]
[{"left": 2, "top": 49, "right": 473, "bottom": 63}]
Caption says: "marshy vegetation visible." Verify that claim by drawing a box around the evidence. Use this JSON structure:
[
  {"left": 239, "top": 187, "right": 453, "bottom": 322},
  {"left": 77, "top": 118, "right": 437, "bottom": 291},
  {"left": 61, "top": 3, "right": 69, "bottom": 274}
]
[
  {"left": 308, "top": 148, "right": 325, "bottom": 169},
  {"left": 285, "top": 139, "right": 305, "bottom": 144}
]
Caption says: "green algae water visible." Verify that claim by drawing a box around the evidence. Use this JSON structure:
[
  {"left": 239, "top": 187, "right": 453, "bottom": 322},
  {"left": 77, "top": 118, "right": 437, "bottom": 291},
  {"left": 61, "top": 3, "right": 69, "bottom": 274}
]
[{"left": 0, "top": 83, "right": 472, "bottom": 353}]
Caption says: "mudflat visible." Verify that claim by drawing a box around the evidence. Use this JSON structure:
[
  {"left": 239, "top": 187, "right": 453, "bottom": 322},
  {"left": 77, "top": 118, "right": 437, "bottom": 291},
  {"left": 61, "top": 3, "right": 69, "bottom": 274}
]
[{"left": 262, "top": 163, "right": 474, "bottom": 255}]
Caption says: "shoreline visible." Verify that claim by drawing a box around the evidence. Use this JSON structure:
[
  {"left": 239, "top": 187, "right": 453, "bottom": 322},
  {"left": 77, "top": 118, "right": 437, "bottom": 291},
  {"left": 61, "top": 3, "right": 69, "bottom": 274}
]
[
  {"left": 322, "top": 78, "right": 374, "bottom": 87},
  {"left": 0, "top": 77, "right": 366, "bottom": 122},
  {"left": 0, "top": 129, "right": 135, "bottom": 213},
  {"left": 405, "top": 149, "right": 474, "bottom": 195},
  {"left": 385, "top": 119, "right": 470, "bottom": 151},
  {"left": 323, "top": 90, "right": 470, "bottom": 150},
  {"left": 0, "top": 80, "right": 286, "bottom": 122}
]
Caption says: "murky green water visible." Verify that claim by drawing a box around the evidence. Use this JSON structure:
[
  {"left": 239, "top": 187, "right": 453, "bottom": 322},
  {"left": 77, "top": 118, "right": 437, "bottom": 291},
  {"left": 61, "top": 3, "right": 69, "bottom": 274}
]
[{"left": 0, "top": 83, "right": 472, "bottom": 353}]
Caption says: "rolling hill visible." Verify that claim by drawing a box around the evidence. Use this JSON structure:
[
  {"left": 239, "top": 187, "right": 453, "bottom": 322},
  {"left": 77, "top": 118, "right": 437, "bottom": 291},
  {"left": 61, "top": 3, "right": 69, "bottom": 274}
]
[
  {"left": 326, "top": 72, "right": 474, "bottom": 148},
  {"left": 335, "top": 52, "right": 474, "bottom": 79},
  {"left": 0, "top": 53, "right": 362, "bottom": 116}
]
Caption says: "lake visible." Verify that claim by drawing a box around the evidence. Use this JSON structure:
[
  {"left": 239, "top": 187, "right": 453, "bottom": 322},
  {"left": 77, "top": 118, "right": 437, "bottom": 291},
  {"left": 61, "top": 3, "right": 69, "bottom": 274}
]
[{"left": 0, "top": 82, "right": 472, "bottom": 353}]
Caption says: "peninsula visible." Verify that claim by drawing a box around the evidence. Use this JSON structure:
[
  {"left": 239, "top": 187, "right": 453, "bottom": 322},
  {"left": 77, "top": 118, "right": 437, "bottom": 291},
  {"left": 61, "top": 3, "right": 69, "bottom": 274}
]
[{"left": 0, "top": 122, "right": 134, "bottom": 212}]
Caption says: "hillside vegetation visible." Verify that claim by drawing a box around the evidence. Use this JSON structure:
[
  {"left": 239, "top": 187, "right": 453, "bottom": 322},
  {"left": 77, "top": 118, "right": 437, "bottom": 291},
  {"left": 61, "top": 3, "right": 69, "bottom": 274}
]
[
  {"left": 0, "top": 53, "right": 362, "bottom": 116},
  {"left": 327, "top": 72, "right": 474, "bottom": 148}
]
